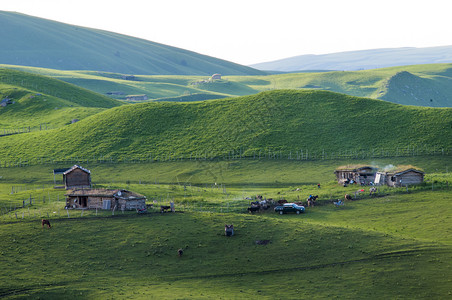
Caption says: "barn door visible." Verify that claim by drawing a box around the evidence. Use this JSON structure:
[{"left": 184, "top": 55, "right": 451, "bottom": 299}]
[{"left": 79, "top": 196, "right": 88, "bottom": 207}]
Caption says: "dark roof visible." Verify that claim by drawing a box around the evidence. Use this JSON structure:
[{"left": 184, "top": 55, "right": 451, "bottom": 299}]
[
  {"left": 53, "top": 168, "right": 71, "bottom": 174},
  {"left": 63, "top": 165, "right": 91, "bottom": 175}
]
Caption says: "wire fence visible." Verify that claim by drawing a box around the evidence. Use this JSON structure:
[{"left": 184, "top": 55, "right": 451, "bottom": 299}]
[
  {"left": 0, "top": 124, "right": 51, "bottom": 137},
  {"left": 1, "top": 179, "right": 450, "bottom": 224},
  {"left": 1, "top": 145, "right": 451, "bottom": 168}
]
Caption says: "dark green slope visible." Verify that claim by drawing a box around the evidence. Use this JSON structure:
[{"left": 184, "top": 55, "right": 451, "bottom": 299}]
[
  {"left": 1, "top": 90, "right": 451, "bottom": 161},
  {"left": 0, "top": 11, "right": 265, "bottom": 76},
  {"left": 0, "top": 68, "right": 122, "bottom": 129},
  {"left": 380, "top": 71, "right": 452, "bottom": 107}
]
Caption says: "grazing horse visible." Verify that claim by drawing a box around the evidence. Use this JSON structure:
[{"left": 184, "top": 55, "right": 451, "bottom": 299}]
[
  {"left": 178, "top": 248, "right": 183, "bottom": 257},
  {"left": 160, "top": 205, "right": 171, "bottom": 213},
  {"left": 345, "top": 194, "right": 353, "bottom": 201},
  {"left": 41, "top": 219, "right": 51, "bottom": 229},
  {"left": 225, "top": 224, "right": 234, "bottom": 236}
]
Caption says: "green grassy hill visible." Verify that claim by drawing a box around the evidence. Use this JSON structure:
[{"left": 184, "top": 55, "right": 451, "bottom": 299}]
[
  {"left": 1, "top": 89, "right": 451, "bottom": 162},
  {"left": 0, "top": 11, "right": 265, "bottom": 76},
  {"left": 3, "top": 63, "right": 452, "bottom": 107},
  {"left": 0, "top": 68, "right": 122, "bottom": 130},
  {"left": 230, "top": 63, "right": 452, "bottom": 107}
]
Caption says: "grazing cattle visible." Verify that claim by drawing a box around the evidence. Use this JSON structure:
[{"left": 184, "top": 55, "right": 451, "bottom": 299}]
[
  {"left": 160, "top": 205, "right": 171, "bottom": 213},
  {"left": 41, "top": 219, "right": 51, "bottom": 229},
  {"left": 261, "top": 204, "right": 270, "bottom": 210},
  {"left": 277, "top": 199, "right": 288, "bottom": 205},
  {"left": 225, "top": 224, "right": 234, "bottom": 236},
  {"left": 345, "top": 194, "right": 353, "bottom": 201},
  {"left": 247, "top": 206, "right": 260, "bottom": 213},
  {"left": 178, "top": 249, "right": 183, "bottom": 257}
]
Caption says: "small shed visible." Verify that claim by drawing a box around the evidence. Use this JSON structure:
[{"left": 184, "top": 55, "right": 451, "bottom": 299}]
[
  {"left": 65, "top": 189, "right": 146, "bottom": 210},
  {"left": 375, "top": 168, "right": 424, "bottom": 187},
  {"left": 63, "top": 165, "right": 91, "bottom": 189},
  {"left": 53, "top": 167, "right": 71, "bottom": 187},
  {"left": 334, "top": 165, "right": 377, "bottom": 185}
]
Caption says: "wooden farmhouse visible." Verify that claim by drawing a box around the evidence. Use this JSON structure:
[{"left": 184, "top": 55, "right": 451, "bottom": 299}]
[
  {"left": 375, "top": 168, "right": 424, "bottom": 187},
  {"left": 334, "top": 165, "right": 377, "bottom": 185},
  {"left": 63, "top": 165, "right": 91, "bottom": 189},
  {"left": 65, "top": 189, "right": 146, "bottom": 210}
]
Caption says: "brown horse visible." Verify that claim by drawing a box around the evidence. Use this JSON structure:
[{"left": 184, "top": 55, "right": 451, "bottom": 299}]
[{"left": 41, "top": 219, "right": 51, "bottom": 229}]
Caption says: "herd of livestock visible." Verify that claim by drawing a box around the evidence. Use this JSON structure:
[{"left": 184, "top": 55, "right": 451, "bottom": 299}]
[{"left": 246, "top": 194, "right": 319, "bottom": 213}]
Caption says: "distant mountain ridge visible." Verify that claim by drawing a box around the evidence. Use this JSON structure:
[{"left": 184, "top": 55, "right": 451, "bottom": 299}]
[
  {"left": 251, "top": 46, "right": 452, "bottom": 72},
  {"left": 0, "top": 11, "right": 265, "bottom": 76}
]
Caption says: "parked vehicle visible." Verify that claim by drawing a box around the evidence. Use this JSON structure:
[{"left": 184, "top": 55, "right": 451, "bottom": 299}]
[{"left": 274, "top": 203, "right": 305, "bottom": 215}]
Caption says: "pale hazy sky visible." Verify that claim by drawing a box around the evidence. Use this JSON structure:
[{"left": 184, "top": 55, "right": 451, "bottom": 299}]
[{"left": 3, "top": 0, "right": 452, "bottom": 65}]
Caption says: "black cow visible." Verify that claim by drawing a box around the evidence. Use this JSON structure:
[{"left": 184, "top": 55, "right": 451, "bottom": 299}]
[
  {"left": 160, "top": 205, "right": 171, "bottom": 213},
  {"left": 247, "top": 206, "right": 260, "bottom": 213}
]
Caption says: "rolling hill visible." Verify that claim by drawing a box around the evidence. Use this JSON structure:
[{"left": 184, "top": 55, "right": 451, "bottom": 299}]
[
  {"left": 0, "top": 68, "right": 122, "bottom": 130},
  {"left": 0, "top": 11, "right": 265, "bottom": 76},
  {"left": 3, "top": 63, "right": 452, "bottom": 107},
  {"left": 1, "top": 89, "right": 451, "bottom": 162},
  {"left": 250, "top": 46, "right": 452, "bottom": 72}
]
